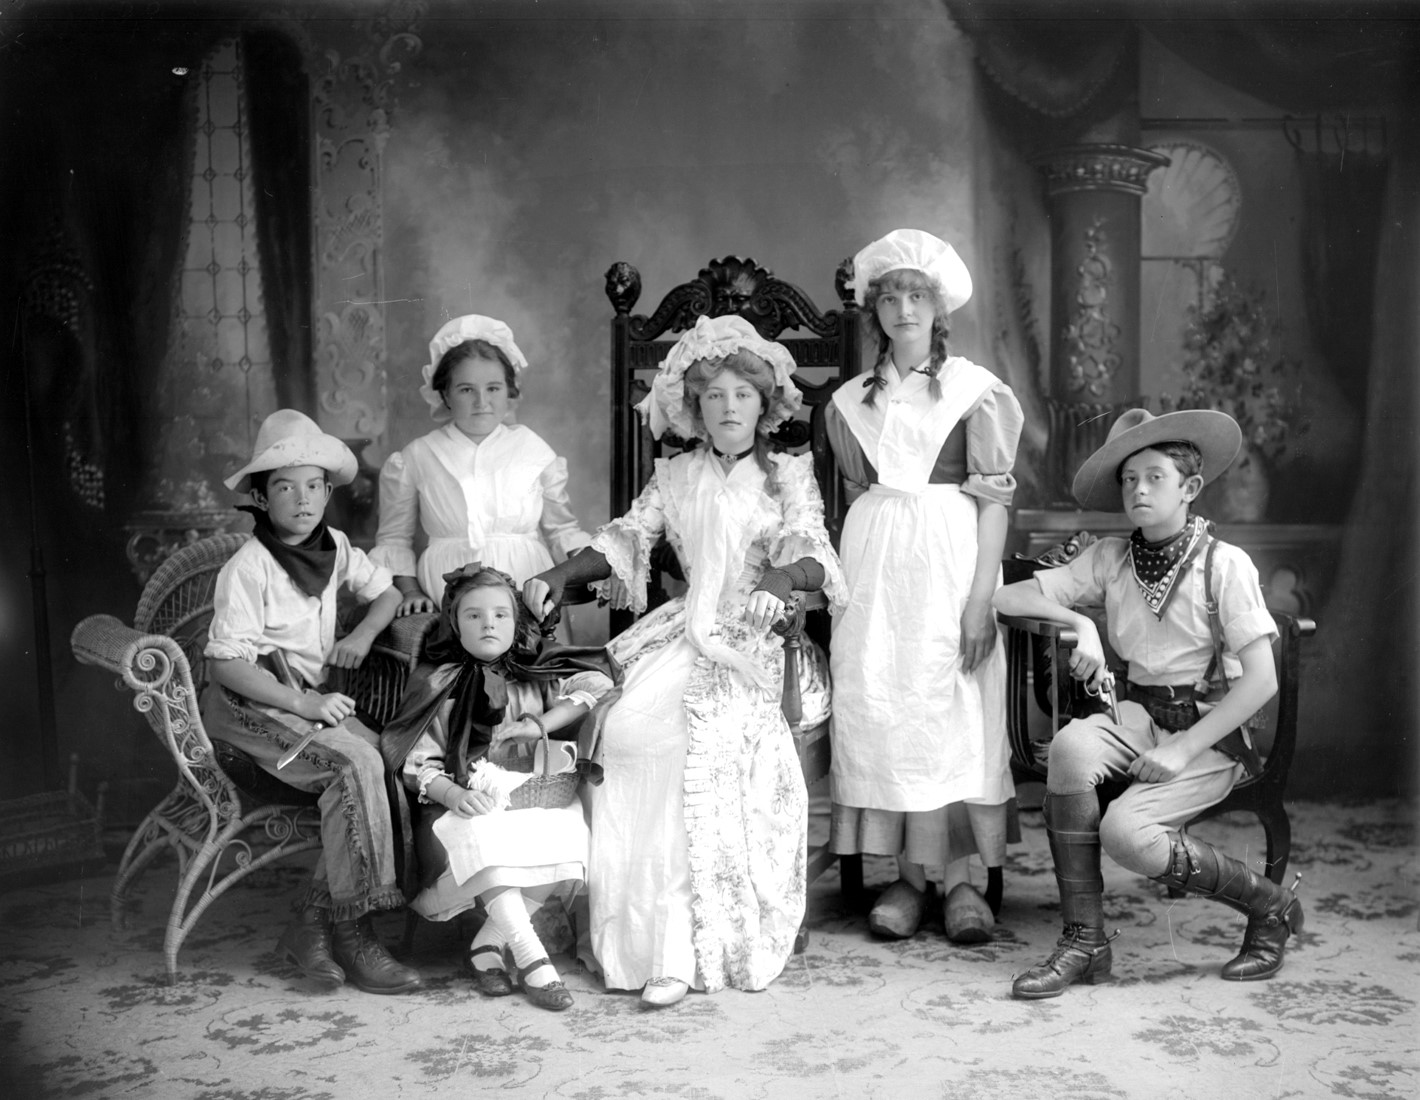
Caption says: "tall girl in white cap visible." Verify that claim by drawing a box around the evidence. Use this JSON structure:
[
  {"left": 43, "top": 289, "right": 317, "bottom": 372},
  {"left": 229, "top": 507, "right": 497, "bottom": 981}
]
[
  {"left": 827, "top": 229, "right": 1024, "bottom": 943},
  {"left": 372, "top": 315, "right": 592, "bottom": 615}
]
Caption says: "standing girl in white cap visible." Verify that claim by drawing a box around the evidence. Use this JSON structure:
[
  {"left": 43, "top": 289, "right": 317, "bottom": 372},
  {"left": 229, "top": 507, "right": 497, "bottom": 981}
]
[
  {"left": 827, "top": 229, "right": 1024, "bottom": 943},
  {"left": 372, "top": 315, "right": 592, "bottom": 615}
]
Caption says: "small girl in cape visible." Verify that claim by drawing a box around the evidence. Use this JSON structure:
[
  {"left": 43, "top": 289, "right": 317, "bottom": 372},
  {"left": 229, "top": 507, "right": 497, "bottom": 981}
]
[{"left": 382, "top": 563, "right": 616, "bottom": 1011}]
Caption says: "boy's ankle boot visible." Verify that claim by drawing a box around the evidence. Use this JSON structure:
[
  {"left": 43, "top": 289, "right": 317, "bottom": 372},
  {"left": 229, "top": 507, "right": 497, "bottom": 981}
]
[
  {"left": 1012, "top": 924, "right": 1116, "bottom": 999},
  {"left": 1012, "top": 790, "right": 1116, "bottom": 1000},
  {"left": 1153, "top": 832, "right": 1304, "bottom": 982},
  {"left": 277, "top": 905, "right": 344, "bottom": 988},
  {"left": 332, "top": 915, "right": 424, "bottom": 995}
]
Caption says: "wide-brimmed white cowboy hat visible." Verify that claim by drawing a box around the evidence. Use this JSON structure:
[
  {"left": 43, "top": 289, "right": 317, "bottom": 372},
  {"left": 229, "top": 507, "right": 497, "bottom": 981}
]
[
  {"left": 224, "top": 409, "right": 358, "bottom": 493},
  {"left": 1072, "top": 407, "right": 1242, "bottom": 512},
  {"left": 846, "top": 228, "right": 973, "bottom": 313}
]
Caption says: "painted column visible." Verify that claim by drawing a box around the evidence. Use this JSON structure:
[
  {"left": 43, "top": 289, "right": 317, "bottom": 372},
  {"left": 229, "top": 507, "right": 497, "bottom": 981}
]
[{"left": 1036, "top": 143, "right": 1169, "bottom": 504}]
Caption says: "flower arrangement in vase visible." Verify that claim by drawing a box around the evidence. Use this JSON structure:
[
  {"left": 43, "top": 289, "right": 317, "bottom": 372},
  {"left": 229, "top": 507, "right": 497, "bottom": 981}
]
[{"left": 1160, "top": 271, "right": 1305, "bottom": 521}]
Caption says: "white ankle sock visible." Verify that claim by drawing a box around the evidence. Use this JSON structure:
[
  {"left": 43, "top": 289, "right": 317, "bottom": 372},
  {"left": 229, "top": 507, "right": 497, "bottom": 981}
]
[
  {"left": 469, "top": 913, "right": 506, "bottom": 972},
  {"left": 486, "top": 889, "right": 558, "bottom": 988}
]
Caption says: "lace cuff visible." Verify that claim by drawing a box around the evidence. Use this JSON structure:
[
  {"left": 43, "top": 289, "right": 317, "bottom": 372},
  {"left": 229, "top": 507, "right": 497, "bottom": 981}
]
[{"left": 416, "top": 767, "right": 453, "bottom": 806}]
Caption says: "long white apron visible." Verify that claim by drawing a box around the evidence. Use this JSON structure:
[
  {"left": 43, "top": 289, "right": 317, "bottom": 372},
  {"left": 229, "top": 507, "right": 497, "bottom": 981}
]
[{"left": 829, "top": 361, "right": 1015, "bottom": 812}]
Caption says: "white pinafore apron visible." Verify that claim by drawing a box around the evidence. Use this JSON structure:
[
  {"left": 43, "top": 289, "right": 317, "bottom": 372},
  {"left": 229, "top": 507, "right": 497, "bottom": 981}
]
[{"left": 829, "top": 359, "right": 1015, "bottom": 813}]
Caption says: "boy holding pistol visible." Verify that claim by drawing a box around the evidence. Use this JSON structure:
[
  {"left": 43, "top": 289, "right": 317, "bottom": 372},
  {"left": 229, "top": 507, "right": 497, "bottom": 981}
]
[{"left": 994, "top": 408, "right": 1302, "bottom": 999}]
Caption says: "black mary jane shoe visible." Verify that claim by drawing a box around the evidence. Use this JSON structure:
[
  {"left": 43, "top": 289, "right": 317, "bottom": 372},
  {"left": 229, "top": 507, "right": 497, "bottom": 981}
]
[
  {"left": 517, "top": 957, "right": 574, "bottom": 1012},
  {"left": 468, "top": 944, "right": 515, "bottom": 997}
]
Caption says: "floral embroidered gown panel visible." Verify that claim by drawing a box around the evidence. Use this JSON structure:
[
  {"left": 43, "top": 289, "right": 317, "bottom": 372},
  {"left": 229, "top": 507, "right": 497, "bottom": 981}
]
[
  {"left": 589, "top": 449, "right": 845, "bottom": 993},
  {"left": 372, "top": 423, "right": 591, "bottom": 605}
]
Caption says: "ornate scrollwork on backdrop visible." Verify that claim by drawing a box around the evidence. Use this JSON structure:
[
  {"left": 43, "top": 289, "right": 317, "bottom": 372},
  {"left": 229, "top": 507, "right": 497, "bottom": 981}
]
[
  {"left": 1060, "top": 217, "right": 1121, "bottom": 400},
  {"left": 311, "top": 2, "right": 426, "bottom": 442}
]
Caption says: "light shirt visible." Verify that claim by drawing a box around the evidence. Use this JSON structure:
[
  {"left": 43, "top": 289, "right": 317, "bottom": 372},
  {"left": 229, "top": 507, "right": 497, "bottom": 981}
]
[
  {"left": 205, "top": 529, "right": 392, "bottom": 688},
  {"left": 1034, "top": 534, "right": 1277, "bottom": 688}
]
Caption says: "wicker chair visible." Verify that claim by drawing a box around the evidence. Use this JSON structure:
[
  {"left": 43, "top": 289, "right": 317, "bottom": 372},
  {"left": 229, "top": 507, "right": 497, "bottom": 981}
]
[{"left": 70, "top": 533, "right": 428, "bottom": 981}]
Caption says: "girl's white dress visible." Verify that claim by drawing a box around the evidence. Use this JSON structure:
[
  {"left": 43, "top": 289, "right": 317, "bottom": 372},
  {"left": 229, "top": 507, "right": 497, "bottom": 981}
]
[
  {"left": 400, "top": 673, "right": 614, "bottom": 921},
  {"left": 372, "top": 423, "right": 590, "bottom": 604},
  {"left": 827, "top": 359, "right": 1022, "bottom": 837},
  {"left": 589, "top": 449, "right": 844, "bottom": 993}
]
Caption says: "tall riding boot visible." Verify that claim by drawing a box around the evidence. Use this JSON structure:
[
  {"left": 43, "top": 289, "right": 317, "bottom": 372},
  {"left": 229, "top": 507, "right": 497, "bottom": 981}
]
[
  {"left": 276, "top": 905, "right": 345, "bottom": 988},
  {"left": 1153, "top": 832, "right": 1303, "bottom": 982},
  {"left": 331, "top": 914, "right": 424, "bottom": 995},
  {"left": 1012, "top": 791, "right": 1116, "bottom": 1000}
]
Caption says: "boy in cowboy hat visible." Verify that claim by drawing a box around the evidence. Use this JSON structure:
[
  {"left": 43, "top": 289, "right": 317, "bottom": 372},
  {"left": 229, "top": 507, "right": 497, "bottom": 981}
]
[
  {"left": 202, "top": 410, "right": 421, "bottom": 994},
  {"left": 993, "top": 407, "right": 1302, "bottom": 999}
]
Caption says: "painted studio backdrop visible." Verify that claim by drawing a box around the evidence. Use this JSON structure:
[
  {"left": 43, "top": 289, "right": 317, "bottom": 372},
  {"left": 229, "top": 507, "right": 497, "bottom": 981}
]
[{"left": 1, "top": 0, "right": 1415, "bottom": 822}]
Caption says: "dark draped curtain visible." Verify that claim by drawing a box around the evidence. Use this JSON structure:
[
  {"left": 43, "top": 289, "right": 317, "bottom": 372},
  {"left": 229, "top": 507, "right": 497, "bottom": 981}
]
[
  {"left": 244, "top": 29, "right": 316, "bottom": 414},
  {"left": 10, "top": 28, "right": 208, "bottom": 522},
  {"left": 1, "top": 14, "right": 225, "bottom": 786},
  {"left": 1294, "top": 146, "right": 1390, "bottom": 413}
]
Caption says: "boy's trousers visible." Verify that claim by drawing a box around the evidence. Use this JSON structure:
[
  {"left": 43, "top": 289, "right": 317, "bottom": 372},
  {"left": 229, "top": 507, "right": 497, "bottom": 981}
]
[
  {"left": 1045, "top": 701, "right": 1244, "bottom": 878},
  {"left": 201, "top": 683, "right": 405, "bottom": 921}
]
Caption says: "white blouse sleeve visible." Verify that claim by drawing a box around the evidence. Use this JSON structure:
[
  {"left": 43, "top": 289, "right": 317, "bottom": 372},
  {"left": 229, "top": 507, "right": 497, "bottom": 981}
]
[
  {"left": 537, "top": 456, "right": 593, "bottom": 562},
  {"left": 401, "top": 704, "right": 453, "bottom": 803},
  {"left": 589, "top": 470, "right": 667, "bottom": 614},
  {"left": 370, "top": 450, "right": 419, "bottom": 577},
  {"left": 203, "top": 556, "right": 267, "bottom": 665},
  {"left": 770, "top": 453, "right": 847, "bottom": 612}
]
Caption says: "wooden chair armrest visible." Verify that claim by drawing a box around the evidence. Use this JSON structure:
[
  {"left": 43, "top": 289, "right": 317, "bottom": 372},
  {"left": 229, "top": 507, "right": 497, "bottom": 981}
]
[{"left": 996, "top": 612, "right": 1079, "bottom": 650}]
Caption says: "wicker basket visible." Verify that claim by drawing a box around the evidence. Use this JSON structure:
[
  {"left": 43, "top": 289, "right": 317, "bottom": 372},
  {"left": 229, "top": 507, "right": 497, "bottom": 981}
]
[{"left": 507, "top": 726, "right": 580, "bottom": 810}]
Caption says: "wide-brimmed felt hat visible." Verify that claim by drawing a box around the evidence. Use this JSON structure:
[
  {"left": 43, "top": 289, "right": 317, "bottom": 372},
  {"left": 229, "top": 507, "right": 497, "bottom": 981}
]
[
  {"left": 420, "top": 314, "right": 530, "bottom": 421},
  {"left": 1072, "top": 407, "right": 1242, "bottom": 512},
  {"left": 846, "top": 228, "right": 973, "bottom": 313},
  {"left": 224, "top": 409, "right": 358, "bottom": 493}
]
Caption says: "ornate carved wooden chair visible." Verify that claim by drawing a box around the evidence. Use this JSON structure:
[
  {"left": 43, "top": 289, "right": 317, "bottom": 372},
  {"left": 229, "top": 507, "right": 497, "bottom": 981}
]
[
  {"left": 999, "top": 537, "right": 1316, "bottom": 883},
  {"left": 603, "top": 256, "right": 865, "bottom": 941},
  {"left": 70, "top": 533, "right": 427, "bottom": 981}
]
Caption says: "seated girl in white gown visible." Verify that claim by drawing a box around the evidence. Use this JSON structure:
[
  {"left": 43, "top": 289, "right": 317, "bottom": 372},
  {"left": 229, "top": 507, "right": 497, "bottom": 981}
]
[{"left": 523, "top": 315, "right": 845, "bottom": 1007}]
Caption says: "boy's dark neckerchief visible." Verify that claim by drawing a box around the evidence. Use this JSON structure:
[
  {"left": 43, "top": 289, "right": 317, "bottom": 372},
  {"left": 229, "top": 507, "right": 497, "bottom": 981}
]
[
  {"left": 1127, "top": 513, "right": 1208, "bottom": 619},
  {"left": 237, "top": 505, "right": 337, "bottom": 598}
]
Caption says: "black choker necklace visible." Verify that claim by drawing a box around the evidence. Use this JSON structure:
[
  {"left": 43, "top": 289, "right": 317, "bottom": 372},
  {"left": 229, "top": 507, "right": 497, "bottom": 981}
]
[{"left": 711, "top": 443, "right": 754, "bottom": 463}]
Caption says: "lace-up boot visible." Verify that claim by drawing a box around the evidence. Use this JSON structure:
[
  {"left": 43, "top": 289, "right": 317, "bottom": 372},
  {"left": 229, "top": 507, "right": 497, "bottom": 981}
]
[
  {"left": 331, "top": 915, "right": 424, "bottom": 995},
  {"left": 276, "top": 905, "right": 344, "bottom": 988},
  {"left": 1012, "top": 790, "right": 1115, "bottom": 1000}
]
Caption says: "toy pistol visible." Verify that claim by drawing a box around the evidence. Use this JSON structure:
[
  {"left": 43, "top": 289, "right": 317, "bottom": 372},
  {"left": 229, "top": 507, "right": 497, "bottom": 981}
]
[{"left": 1087, "top": 671, "right": 1122, "bottom": 725}]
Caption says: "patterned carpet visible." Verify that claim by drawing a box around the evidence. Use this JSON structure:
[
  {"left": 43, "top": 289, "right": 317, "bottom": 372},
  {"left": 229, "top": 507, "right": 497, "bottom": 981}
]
[{"left": 2, "top": 798, "right": 1416, "bottom": 1099}]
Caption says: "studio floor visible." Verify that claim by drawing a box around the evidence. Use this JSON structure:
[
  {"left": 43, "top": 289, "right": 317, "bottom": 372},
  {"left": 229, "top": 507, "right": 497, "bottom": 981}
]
[{"left": 2, "top": 798, "right": 1417, "bottom": 1099}]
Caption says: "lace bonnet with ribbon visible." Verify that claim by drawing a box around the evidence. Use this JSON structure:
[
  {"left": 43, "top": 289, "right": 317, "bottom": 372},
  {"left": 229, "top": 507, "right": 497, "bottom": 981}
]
[{"left": 634, "top": 314, "right": 802, "bottom": 441}]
